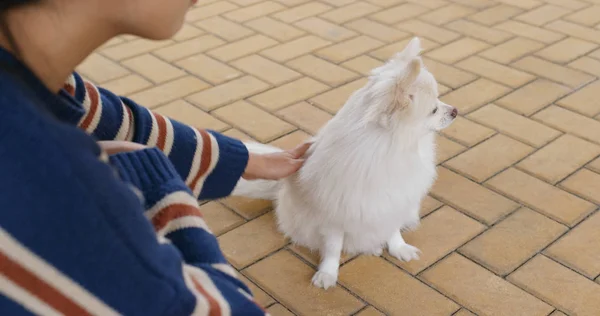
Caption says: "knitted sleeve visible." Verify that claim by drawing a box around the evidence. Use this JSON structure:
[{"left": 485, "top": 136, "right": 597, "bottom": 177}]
[{"left": 63, "top": 72, "right": 248, "bottom": 200}]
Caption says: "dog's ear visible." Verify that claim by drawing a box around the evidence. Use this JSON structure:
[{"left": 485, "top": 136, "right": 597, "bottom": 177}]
[{"left": 394, "top": 37, "right": 422, "bottom": 62}]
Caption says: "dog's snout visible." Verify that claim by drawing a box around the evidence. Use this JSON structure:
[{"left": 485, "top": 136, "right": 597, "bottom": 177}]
[{"left": 450, "top": 107, "right": 458, "bottom": 118}]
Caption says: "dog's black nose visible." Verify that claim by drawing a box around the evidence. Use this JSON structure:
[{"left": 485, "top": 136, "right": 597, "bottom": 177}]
[{"left": 451, "top": 108, "right": 458, "bottom": 118}]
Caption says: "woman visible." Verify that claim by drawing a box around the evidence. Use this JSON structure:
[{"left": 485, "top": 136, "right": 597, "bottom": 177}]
[{"left": 0, "top": 0, "right": 309, "bottom": 314}]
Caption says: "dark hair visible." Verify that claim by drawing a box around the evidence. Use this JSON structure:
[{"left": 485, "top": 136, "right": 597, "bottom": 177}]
[{"left": 1, "top": 0, "right": 34, "bottom": 11}]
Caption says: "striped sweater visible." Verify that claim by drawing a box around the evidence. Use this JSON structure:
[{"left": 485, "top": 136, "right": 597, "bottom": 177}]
[{"left": 0, "top": 47, "right": 265, "bottom": 315}]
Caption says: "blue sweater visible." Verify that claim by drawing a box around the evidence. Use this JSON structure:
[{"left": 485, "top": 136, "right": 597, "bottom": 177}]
[{"left": 0, "top": 47, "right": 266, "bottom": 315}]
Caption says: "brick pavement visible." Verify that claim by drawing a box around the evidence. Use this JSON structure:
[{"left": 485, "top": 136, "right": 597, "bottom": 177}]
[{"left": 78, "top": 0, "right": 600, "bottom": 314}]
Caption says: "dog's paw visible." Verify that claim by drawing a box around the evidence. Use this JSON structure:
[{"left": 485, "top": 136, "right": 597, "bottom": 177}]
[
  {"left": 389, "top": 243, "right": 421, "bottom": 262},
  {"left": 312, "top": 270, "right": 337, "bottom": 289},
  {"left": 367, "top": 247, "right": 383, "bottom": 257}
]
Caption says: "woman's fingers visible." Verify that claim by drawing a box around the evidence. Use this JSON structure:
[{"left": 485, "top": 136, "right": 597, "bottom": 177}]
[{"left": 289, "top": 141, "right": 313, "bottom": 159}]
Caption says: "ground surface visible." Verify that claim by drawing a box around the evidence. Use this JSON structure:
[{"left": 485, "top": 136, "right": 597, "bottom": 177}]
[{"left": 80, "top": 0, "right": 600, "bottom": 314}]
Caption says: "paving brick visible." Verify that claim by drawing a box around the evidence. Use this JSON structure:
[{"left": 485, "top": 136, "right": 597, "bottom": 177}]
[
  {"left": 385, "top": 206, "right": 485, "bottom": 274},
  {"left": 517, "top": 134, "right": 600, "bottom": 184},
  {"left": 479, "top": 37, "right": 545, "bottom": 64},
  {"left": 369, "top": 3, "right": 429, "bottom": 24},
  {"left": 272, "top": 2, "right": 333, "bottom": 23},
  {"left": 294, "top": 17, "right": 356, "bottom": 42},
  {"left": 533, "top": 105, "right": 600, "bottom": 145},
  {"left": 185, "top": 1, "right": 239, "bottom": 22},
  {"left": 535, "top": 38, "right": 598, "bottom": 63},
  {"left": 543, "top": 0, "right": 588, "bottom": 10},
  {"left": 450, "top": 0, "right": 496, "bottom": 8},
  {"left": 431, "top": 167, "right": 519, "bottom": 225},
  {"left": 101, "top": 74, "right": 152, "bottom": 96},
  {"left": 355, "top": 306, "right": 385, "bottom": 316},
  {"left": 339, "top": 256, "right": 459, "bottom": 315},
  {"left": 187, "top": 75, "right": 269, "bottom": 111},
  {"left": 237, "top": 274, "right": 275, "bottom": 308},
  {"left": 316, "top": 35, "right": 384, "bottom": 63},
  {"left": 194, "top": 16, "right": 254, "bottom": 41},
  {"left": 436, "top": 135, "right": 467, "bottom": 163},
  {"left": 568, "top": 56, "right": 600, "bottom": 77},
  {"left": 223, "top": 1, "right": 285, "bottom": 22},
  {"left": 420, "top": 195, "right": 444, "bottom": 217},
  {"left": 260, "top": 35, "right": 332, "bottom": 62},
  {"left": 446, "top": 19, "right": 514, "bottom": 44},
  {"left": 245, "top": 250, "right": 365, "bottom": 315},
  {"left": 565, "top": 5, "right": 600, "bottom": 26},
  {"left": 456, "top": 56, "right": 535, "bottom": 88},
  {"left": 486, "top": 168, "right": 596, "bottom": 226},
  {"left": 560, "top": 169, "right": 600, "bottom": 204},
  {"left": 341, "top": 56, "right": 384, "bottom": 75},
  {"left": 220, "top": 196, "right": 272, "bottom": 219},
  {"left": 121, "top": 54, "right": 185, "bottom": 83},
  {"left": 453, "top": 309, "right": 477, "bottom": 316},
  {"left": 172, "top": 24, "right": 205, "bottom": 42},
  {"left": 101, "top": 39, "right": 174, "bottom": 60},
  {"left": 176, "top": 54, "right": 242, "bottom": 84},
  {"left": 426, "top": 38, "right": 490, "bottom": 64},
  {"left": 421, "top": 253, "right": 553, "bottom": 316},
  {"left": 245, "top": 17, "right": 306, "bottom": 42},
  {"left": 265, "top": 304, "right": 294, "bottom": 316},
  {"left": 557, "top": 80, "right": 600, "bottom": 117},
  {"left": 495, "top": 20, "right": 565, "bottom": 43},
  {"left": 363, "top": 0, "right": 404, "bottom": 7},
  {"left": 369, "top": 37, "right": 439, "bottom": 61},
  {"left": 309, "top": 78, "right": 367, "bottom": 113},
  {"left": 419, "top": 3, "right": 476, "bottom": 25},
  {"left": 588, "top": 157, "right": 600, "bottom": 173},
  {"left": 152, "top": 35, "right": 226, "bottom": 61},
  {"left": 207, "top": 34, "right": 278, "bottom": 62},
  {"left": 508, "top": 255, "right": 600, "bottom": 316},
  {"left": 404, "top": 0, "right": 449, "bottom": 9},
  {"left": 277, "top": 101, "right": 333, "bottom": 135},
  {"left": 321, "top": 0, "right": 357, "bottom": 6},
  {"left": 231, "top": 54, "right": 301, "bottom": 85},
  {"left": 513, "top": 56, "right": 594, "bottom": 88},
  {"left": 286, "top": 55, "right": 359, "bottom": 86},
  {"left": 272, "top": 0, "right": 311, "bottom": 6},
  {"left": 515, "top": 4, "right": 571, "bottom": 26},
  {"left": 213, "top": 101, "right": 296, "bottom": 142},
  {"left": 545, "top": 211, "right": 600, "bottom": 278},
  {"left": 460, "top": 207, "right": 567, "bottom": 275},
  {"left": 344, "top": 19, "right": 408, "bottom": 43},
  {"left": 218, "top": 212, "right": 287, "bottom": 268},
  {"left": 440, "top": 116, "right": 495, "bottom": 147},
  {"left": 440, "top": 78, "right": 511, "bottom": 113},
  {"left": 77, "top": 53, "right": 130, "bottom": 84},
  {"left": 546, "top": 20, "right": 600, "bottom": 44},
  {"left": 494, "top": 0, "right": 542, "bottom": 9},
  {"left": 129, "top": 76, "right": 210, "bottom": 108},
  {"left": 320, "top": 2, "right": 381, "bottom": 23},
  {"left": 467, "top": 104, "right": 562, "bottom": 147},
  {"left": 198, "top": 201, "right": 244, "bottom": 236},
  {"left": 249, "top": 77, "right": 329, "bottom": 111},
  {"left": 445, "top": 134, "right": 535, "bottom": 182},
  {"left": 467, "top": 4, "right": 523, "bottom": 25},
  {"left": 268, "top": 130, "right": 311, "bottom": 150},
  {"left": 395, "top": 20, "right": 460, "bottom": 44},
  {"left": 288, "top": 244, "right": 355, "bottom": 267},
  {"left": 154, "top": 100, "right": 229, "bottom": 131},
  {"left": 495, "top": 79, "right": 571, "bottom": 115},
  {"left": 421, "top": 57, "right": 477, "bottom": 89}
]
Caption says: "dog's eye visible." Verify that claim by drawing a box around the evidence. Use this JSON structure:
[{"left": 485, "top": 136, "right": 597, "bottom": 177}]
[{"left": 432, "top": 107, "right": 438, "bottom": 114}]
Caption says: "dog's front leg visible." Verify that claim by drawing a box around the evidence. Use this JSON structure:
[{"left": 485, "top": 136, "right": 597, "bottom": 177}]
[
  {"left": 312, "top": 230, "right": 343, "bottom": 290},
  {"left": 387, "top": 230, "right": 420, "bottom": 262}
]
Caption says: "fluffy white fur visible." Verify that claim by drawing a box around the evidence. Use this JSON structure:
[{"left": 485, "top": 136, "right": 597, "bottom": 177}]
[{"left": 232, "top": 38, "right": 457, "bottom": 289}]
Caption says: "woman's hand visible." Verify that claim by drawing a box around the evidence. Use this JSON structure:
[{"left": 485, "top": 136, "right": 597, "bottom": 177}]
[
  {"left": 98, "top": 141, "right": 147, "bottom": 155},
  {"left": 242, "top": 142, "right": 312, "bottom": 180}
]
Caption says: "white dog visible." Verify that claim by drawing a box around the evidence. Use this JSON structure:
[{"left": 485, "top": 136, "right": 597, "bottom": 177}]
[{"left": 232, "top": 38, "right": 457, "bottom": 289}]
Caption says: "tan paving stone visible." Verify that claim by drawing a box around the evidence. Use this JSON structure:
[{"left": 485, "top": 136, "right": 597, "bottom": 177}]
[
  {"left": 445, "top": 19, "right": 513, "bottom": 44},
  {"left": 344, "top": 19, "right": 408, "bottom": 43},
  {"left": 265, "top": 304, "right": 294, "bottom": 316},
  {"left": 100, "top": 74, "right": 152, "bottom": 96},
  {"left": 185, "top": 2, "right": 239, "bottom": 22},
  {"left": 260, "top": 35, "right": 332, "bottom": 62},
  {"left": 316, "top": 35, "right": 384, "bottom": 63},
  {"left": 508, "top": 255, "right": 600, "bottom": 316},
  {"left": 486, "top": 168, "right": 596, "bottom": 226},
  {"left": 194, "top": 16, "right": 255, "bottom": 41},
  {"left": 287, "top": 244, "right": 355, "bottom": 267},
  {"left": 172, "top": 24, "right": 205, "bottom": 42},
  {"left": 122, "top": 54, "right": 185, "bottom": 84},
  {"left": 450, "top": 0, "right": 496, "bottom": 9},
  {"left": 445, "top": 134, "right": 535, "bottom": 182},
  {"left": 426, "top": 38, "right": 491, "bottom": 64},
  {"left": 77, "top": 53, "right": 130, "bottom": 84},
  {"left": 220, "top": 196, "right": 272, "bottom": 220},
  {"left": 341, "top": 56, "right": 384, "bottom": 75},
  {"left": 286, "top": 55, "right": 359, "bottom": 86},
  {"left": 440, "top": 78, "right": 511, "bottom": 114},
  {"left": 588, "top": 157, "right": 600, "bottom": 173},
  {"left": 568, "top": 56, "right": 600, "bottom": 77},
  {"left": 546, "top": 20, "right": 600, "bottom": 44},
  {"left": 517, "top": 134, "right": 600, "bottom": 184},
  {"left": 129, "top": 76, "right": 210, "bottom": 108},
  {"left": 468, "top": 104, "right": 562, "bottom": 147},
  {"left": 495, "top": 20, "right": 565, "bottom": 44},
  {"left": 294, "top": 17, "right": 356, "bottom": 42},
  {"left": 421, "top": 57, "right": 477, "bottom": 89},
  {"left": 223, "top": 1, "right": 285, "bottom": 22},
  {"left": 557, "top": 80, "right": 600, "bottom": 117},
  {"left": 231, "top": 54, "right": 301, "bottom": 85},
  {"left": 467, "top": 4, "right": 523, "bottom": 25},
  {"left": 431, "top": 167, "right": 519, "bottom": 225},
  {"left": 339, "top": 256, "right": 459, "bottom": 315},
  {"left": 495, "top": 79, "right": 571, "bottom": 116},
  {"left": 277, "top": 101, "right": 333, "bottom": 135},
  {"left": 513, "top": 56, "right": 594, "bottom": 88},
  {"left": 199, "top": 201, "right": 244, "bottom": 236},
  {"left": 385, "top": 206, "right": 485, "bottom": 274},
  {"left": 533, "top": 105, "right": 600, "bottom": 145},
  {"left": 245, "top": 17, "right": 306, "bottom": 42},
  {"left": 440, "top": 116, "right": 495, "bottom": 147},
  {"left": 543, "top": 0, "right": 588, "bottom": 10},
  {"left": 460, "top": 207, "right": 567, "bottom": 275},
  {"left": 369, "top": 37, "right": 440, "bottom": 61},
  {"left": 154, "top": 100, "right": 229, "bottom": 131},
  {"left": 320, "top": 2, "right": 381, "bottom": 23},
  {"left": 420, "top": 3, "right": 476, "bottom": 25},
  {"left": 423, "top": 253, "right": 554, "bottom": 316},
  {"left": 152, "top": 35, "right": 226, "bottom": 61},
  {"left": 237, "top": 274, "right": 275, "bottom": 308},
  {"left": 272, "top": 2, "right": 333, "bottom": 23},
  {"left": 245, "top": 250, "right": 365, "bottom": 315},
  {"left": 453, "top": 309, "right": 477, "bottom": 316},
  {"left": 436, "top": 135, "right": 467, "bottom": 163},
  {"left": 395, "top": 20, "right": 460, "bottom": 44},
  {"left": 420, "top": 195, "right": 444, "bottom": 217},
  {"left": 249, "top": 77, "right": 330, "bottom": 111},
  {"left": 176, "top": 54, "right": 242, "bottom": 84},
  {"left": 514, "top": 4, "right": 571, "bottom": 26},
  {"left": 369, "top": 3, "right": 429, "bottom": 24},
  {"left": 101, "top": 39, "right": 174, "bottom": 60},
  {"left": 565, "top": 5, "right": 600, "bottom": 26},
  {"left": 535, "top": 38, "right": 598, "bottom": 63},
  {"left": 186, "top": 75, "right": 270, "bottom": 111},
  {"left": 355, "top": 306, "right": 385, "bottom": 316},
  {"left": 560, "top": 169, "right": 600, "bottom": 205},
  {"left": 218, "top": 212, "right": 287, "bottom": 268},
  {"left": 207, "top": 34, "right": 278, "bottom": 62},
  {"left": 479, "top": 37, "right": 545, "bottom": 64},
  {"left": 494, "top": 0, "right": 542, "bottom": 10},
  {"left": 310, "top": 78, "right": 368, "bottom": 114},
  {"left": 268, "top": 130, "right": 312, "bottom": 150},
  {"left": 455, "top": 56, "right": 535, "bottom": 88}
]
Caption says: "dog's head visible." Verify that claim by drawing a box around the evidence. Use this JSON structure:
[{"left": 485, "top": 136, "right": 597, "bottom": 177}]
[{"left": 363, "top": 37, "right": 457, "bottom": 133}]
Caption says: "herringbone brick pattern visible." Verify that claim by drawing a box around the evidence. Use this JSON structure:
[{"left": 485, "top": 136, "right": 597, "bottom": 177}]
[{"left": 79, "top": 1, "right": 600, "bottom": 314}]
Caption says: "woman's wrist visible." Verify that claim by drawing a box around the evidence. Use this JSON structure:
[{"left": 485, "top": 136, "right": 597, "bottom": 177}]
[{"left": 242, "top": 153, "right": 264, "bottom": 180}]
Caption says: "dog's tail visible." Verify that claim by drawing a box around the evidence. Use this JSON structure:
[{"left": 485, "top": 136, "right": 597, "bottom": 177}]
[{"left": 231, "top": 142, "right": 283, "bottom": 200}]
